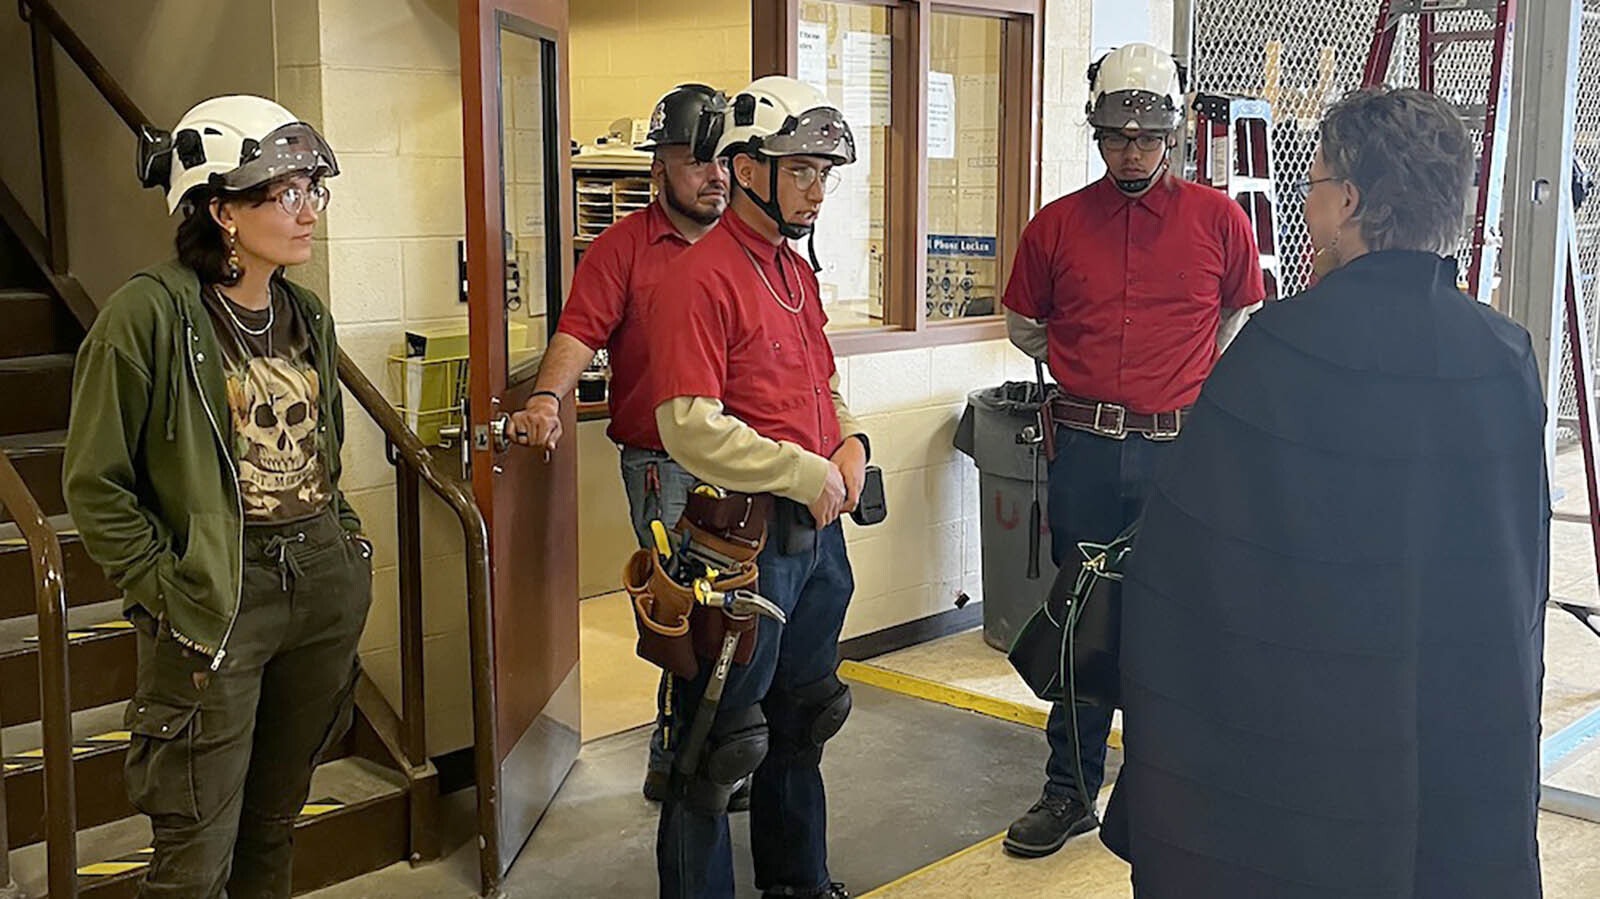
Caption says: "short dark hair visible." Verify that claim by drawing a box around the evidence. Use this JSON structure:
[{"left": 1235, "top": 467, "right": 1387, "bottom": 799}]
[
  {"left": 173, "top": 176, "right": 298, "bottom": 285},
  {"left": 1318, "top": 87, "right": 1473, "bottom": 254}
]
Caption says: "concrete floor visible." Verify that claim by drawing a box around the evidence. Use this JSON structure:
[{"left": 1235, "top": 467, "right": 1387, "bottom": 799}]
[
  {"left": 305, "top": 682, "right": 1049, "bottom": 898},
  {"left": 308, "top": 445, "right": 1600, "bottom": 898}
]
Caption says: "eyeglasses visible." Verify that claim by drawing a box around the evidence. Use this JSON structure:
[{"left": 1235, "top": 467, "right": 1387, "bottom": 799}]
[
  {"left": 1095, "top": 132, "right": 1168, "bottom": 152},
  {"left": 264, "top": 183, "right": 331, "bottom": 217},
  {"left": 1294, "top": 177, "right": 1343, "bottom": 200},
  {"left": 780, "top": 164, "right": 840, "bottom": 195}
]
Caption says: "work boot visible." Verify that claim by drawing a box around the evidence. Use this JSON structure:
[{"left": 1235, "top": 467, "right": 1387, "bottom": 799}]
[
  {"left": 1002, "top": 793, "right": 1099, "bottom": 858},
  {"left": 761, "top": 883, "right": 849, "bottom": 899}
]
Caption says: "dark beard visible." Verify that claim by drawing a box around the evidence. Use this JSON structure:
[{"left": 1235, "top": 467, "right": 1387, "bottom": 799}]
[{"left": 662, "top": 175, "right": 721, "bottom": 226}]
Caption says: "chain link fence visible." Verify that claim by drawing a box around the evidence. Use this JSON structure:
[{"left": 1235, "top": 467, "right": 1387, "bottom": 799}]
[
  {"left": 1558, "top": 4, "right": 1600, "bottom": 440},
  {"left": 1191, "top": 0, "right": 1383, "bottom": 296},
  {"left": 1193, "top": 0, "right": 1599, "bottom": 441}
]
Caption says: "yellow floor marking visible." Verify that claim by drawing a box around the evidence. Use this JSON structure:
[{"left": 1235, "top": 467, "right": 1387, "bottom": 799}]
[
  {"left": 16, "top": 745, "right": 96, "bottom": 758},
  {"left": 77, "top": 861, "right": 147, "bottom": 876},
  {"left": 90, "top": 619, "right": 136, "bottom": 630},
  {"left": 23, "top": 631, "right": 96, "bottom": 642},
  {"left": 89, "top": 730, "right": 133, "bottom": 743},
  {"left": 837, "top": 659, "right": 1122, "bottom": 750},
  {"left": 859, "top": 832, "right": 1007, "bottom": 897},
  {"left": 299, "top": 802, "right": 344, "bottom": 818},
  {"left": 3, "top": 763, "right": 22, "bottom": 771}
]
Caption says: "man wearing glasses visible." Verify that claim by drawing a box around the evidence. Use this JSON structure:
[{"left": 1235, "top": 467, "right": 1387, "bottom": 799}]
[
  {"left": 646, "top": 76, "right": 867, "bottom": 899},
  {"left": 1000, "top": 42, "right": 1265, "bottom": 859}
]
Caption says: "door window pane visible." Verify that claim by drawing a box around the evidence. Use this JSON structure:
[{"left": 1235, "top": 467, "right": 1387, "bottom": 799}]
[
  {"left": 926, "top": 12, "right": 1002, "bottom": 322},
  {"left": 799, "top": 1, "right": 892, "bottom": 332}
]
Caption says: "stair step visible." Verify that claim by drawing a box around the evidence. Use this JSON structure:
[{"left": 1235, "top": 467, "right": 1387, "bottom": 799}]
[
  {"left": 9, "top": 756, "right": 409, "bottom": 898},
  {"left": 0, "top": 353, "right": 74, "bottom": 437},
  {"left": 3, "top": 702, "right": 356, "bottom": 850},
  {"left": 0, "top": 289, "right": 76, "bottom": 360},
  {"left": 1, "top": 430, "right": 67, "bottom": 523},
  {"left": 0, "top": 513, "right": 120, "bottom": 622},
  {"left": 3, "top": 704, "right": 132, "bottom": 847},
  {"left": 0, "top": 598, "right": 135, "bottom": 728},
  {"left": 0, "top": 226, "right": 47, "bottom": 293},
  {"left": 3, "top": 738, "right": 132, "bottom": 849}
]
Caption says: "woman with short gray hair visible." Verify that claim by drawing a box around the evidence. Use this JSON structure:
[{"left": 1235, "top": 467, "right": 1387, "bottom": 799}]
[{"left": 1101, "top": 87, "right": 1547, "bottom": 898}]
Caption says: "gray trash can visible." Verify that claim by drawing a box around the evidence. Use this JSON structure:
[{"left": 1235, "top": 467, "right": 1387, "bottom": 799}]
[{"left": 954, "top": 381, "right": 1057, "bottom": 650}]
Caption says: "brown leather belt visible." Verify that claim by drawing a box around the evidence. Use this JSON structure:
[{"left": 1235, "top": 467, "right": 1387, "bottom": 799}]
[{"left": 1046, "top": 394, "right": 1186, "bottom": 445}]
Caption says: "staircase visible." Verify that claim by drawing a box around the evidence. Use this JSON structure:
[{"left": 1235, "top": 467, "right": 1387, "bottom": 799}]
[{"left": 0, "top": 199, "right": 428, "bottom": 897}]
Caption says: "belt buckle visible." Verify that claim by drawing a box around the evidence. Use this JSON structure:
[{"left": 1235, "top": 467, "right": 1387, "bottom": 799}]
[
  {"left": 1149, "top": 411, "right": 1181, "bottom": 441},
  {"left": 1093, "top": 402, "right": 1127, "bottom": 439}
]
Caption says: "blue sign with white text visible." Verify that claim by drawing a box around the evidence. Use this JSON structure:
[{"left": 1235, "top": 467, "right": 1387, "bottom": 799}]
[{"left": 927, "top": 234, "right": 997, "bottom": 258}]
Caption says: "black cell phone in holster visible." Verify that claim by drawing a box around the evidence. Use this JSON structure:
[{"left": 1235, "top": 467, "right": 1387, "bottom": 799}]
[{"left": 850, "top": 465, "right": 887, "bottom": 527}]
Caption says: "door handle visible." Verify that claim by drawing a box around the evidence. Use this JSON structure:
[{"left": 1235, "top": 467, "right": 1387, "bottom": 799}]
[
  {"left": 489, "top": 411, "right": 514, "bottom": 453},
  {"left": 436, "top": 424, "right": 471, "bottom": 481}
]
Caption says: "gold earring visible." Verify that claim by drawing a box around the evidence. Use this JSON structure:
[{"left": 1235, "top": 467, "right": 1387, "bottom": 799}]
[{"left": 225, "top": 225, "right": 241, "bottom": 282}]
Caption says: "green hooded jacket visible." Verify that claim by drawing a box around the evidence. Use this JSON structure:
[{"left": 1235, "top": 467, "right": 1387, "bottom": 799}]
[{"left": 62, "top": 260, "right": 362, "bottom": 665}]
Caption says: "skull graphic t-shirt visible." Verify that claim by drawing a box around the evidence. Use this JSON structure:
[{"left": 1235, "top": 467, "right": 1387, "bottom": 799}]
[{"left": 203, "top": 282, "right": 334, "bottom": 524}]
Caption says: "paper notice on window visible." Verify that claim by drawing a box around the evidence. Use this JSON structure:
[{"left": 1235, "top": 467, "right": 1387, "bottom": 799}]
[
  {"left": 842, "top": 31, "right": 892, "bottom": 126},
  {"left": 798, "top": 22, "right": 828, "bottom": 92},
  {"left": 929, "top": 71, "right": 956, "bottom": 159}
]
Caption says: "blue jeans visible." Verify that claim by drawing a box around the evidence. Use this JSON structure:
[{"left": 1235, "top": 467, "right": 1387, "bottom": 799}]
[
  {"left": 1042, "top": 426, "right": 1172, "bottom": 806},
  {"left": 657, "top": 521, "right": 855, "bottom": 898},
  {"left": 620, "top": 446, "right": 699, "bottom": 776}
]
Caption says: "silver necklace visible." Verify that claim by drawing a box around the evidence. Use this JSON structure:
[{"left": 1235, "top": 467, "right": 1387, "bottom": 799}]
[
  {"left": 738, "top": 243, "right": 804, "bottom": 315},
  {"left": 212, "top": 286, "right": 275, "bottom": 356},
  {"left": 215, "top": 285, "right": 275, "bottom": 336}
]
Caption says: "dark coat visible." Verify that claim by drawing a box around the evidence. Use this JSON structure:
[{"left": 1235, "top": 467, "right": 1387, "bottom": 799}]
[{"left": 1102, "top": 251, "right": 1548, "bottom": 899}]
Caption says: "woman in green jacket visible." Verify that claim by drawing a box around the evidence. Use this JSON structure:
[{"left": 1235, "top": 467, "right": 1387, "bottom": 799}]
[{"left": 63, "top": 95, "right": 371, "bottom": 899}]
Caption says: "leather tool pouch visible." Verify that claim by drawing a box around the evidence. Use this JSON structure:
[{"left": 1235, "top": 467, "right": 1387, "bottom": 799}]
[
  {"left": 625, "top": 489, "right": 773, "bottom": 679},
  {"left": 624, "top": 548, "right": 701, "bottom": 679},
  {"left": 680, "top": 489, "right": 771, "bottom": 563}
]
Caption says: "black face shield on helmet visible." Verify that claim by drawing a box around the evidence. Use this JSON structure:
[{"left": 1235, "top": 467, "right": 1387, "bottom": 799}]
[{"left": 639, "top": 83, "right": 728, "bottom": 156}]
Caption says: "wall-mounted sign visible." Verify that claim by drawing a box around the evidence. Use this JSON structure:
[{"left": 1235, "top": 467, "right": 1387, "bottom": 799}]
[{"left": 927, "top": 234, "right": 997, "bottom": 257}]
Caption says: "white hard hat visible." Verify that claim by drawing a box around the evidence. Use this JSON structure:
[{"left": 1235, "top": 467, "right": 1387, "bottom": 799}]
[
  {"left": 714, "top": 75, "right": 856, "bottom": 164},
  {"left": 139, "top": 95, "right": 339, "bottom": 214},
  {"left": 1087, "top": 43, "right": 1186, "bottom": 132}
]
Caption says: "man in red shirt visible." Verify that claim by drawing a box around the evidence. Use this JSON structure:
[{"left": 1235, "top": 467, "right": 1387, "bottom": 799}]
[
  {"left": 1000, "top": 43, "right": 1265, "bottom": 859},
  {"left": 509, "top": 84, "right": 734, "bottom": 803},
  {"left": 646, "top": 76, "right": 867, "bottom": 899}
]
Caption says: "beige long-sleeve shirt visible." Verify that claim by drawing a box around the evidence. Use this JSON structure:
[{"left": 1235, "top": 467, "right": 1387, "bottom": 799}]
[{"left": 655, "top": 372, "right": 865, "bottom": 504}]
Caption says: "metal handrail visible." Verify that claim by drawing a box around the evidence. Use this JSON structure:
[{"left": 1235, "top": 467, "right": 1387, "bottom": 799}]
[
  {"left": 0, "top": 453, "right": 75, "bottom": 898},
  {"left": 14, "top": 0, "right": 498, "bottom": 886},
  {"left": 18, "top": 0, "right": 151, "bottom": 134},
  {"left": 335, "top": 353, "right": 501, "bottom": 879}
]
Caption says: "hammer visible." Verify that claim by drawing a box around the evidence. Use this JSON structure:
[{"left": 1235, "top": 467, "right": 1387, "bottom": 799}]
[{"left": 673, "top": 582, "right": 787, "bottom": 780}]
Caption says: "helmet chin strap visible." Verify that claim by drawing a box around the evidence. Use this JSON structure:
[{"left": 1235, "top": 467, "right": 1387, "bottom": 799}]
[
  {"left": 1113, "top": 153, "right": 1170, "bottom": 195},
  {"left": 737, "top": 160, "right": 825, "bottom": 272}
]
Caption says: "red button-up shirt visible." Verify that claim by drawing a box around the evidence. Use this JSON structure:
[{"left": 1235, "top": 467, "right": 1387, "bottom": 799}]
[
  {"left": 1003, "top": 175, "right": 1265, "bottom": 413},
  {"left": 645, "top": 209, "right": 842, "bottom": 458},
  {"left": 555, "top": 202, "right": 692, "bottom": 449}
]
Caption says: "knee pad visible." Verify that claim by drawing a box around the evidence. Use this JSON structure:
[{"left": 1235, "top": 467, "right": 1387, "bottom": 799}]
[
  {"left": 679, "top": 704, "right": 768, "bottom": 815},
  {"left": 766, "top": 671, "right": 852, "bottom": 765}
]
